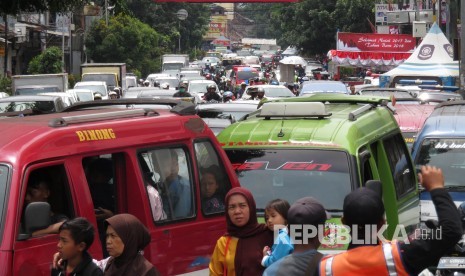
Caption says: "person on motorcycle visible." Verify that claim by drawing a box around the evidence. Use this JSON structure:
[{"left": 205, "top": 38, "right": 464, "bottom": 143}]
[
  {"left": 318, "top": 166, "right": 462, "bottom": 276},
  {"left": 203, "top": 84, "right": 221, "bottom": 102},
  {"left": 223, "top": 91, "right": 235, "bottom": 103},
  {"left": 236, "top": 82, "right": 247, "bottom": 99},
  {"left": 173, "top": 83, "right": 192, "bottom": 98}
]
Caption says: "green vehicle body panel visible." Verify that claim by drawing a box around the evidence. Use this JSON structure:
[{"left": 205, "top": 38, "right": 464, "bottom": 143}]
[{"left": 218, "top": 94, "right": 419, "bottom": 242}]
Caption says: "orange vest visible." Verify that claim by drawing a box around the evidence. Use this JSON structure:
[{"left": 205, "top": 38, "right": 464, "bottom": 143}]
[{"left": 319, "top": 240, "right": 409, "bottom": 276}]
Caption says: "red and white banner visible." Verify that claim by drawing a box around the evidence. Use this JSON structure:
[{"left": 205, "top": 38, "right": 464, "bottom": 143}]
[
  {"left": 337, "top": 32, "right": 416, "bottom": 53},
  {"left": 328, "top": 50, "right": 412, "bottom": 67}
]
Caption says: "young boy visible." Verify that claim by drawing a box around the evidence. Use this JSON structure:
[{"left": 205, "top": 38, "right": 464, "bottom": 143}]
[{"left": 51, "top": 217, "right": 103, "bottom": 276}]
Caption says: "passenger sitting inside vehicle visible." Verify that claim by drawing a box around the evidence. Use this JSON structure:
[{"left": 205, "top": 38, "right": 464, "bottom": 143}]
[
  {"left": 24, "top": 172, "right": 68, "bottom": 237},
  {"left": 201, "top": 166, "right": 225, "bottom": 214},
  {"left": 159, "top": 150, "right": 192, "bottom": 219}
]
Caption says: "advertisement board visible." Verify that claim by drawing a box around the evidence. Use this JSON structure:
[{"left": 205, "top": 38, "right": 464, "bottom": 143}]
[
  {"left": 337, "top": 32, "right": 416, "bottom": 53},
  {"left": 204, "top": 15, "right": 228, "bottom": 40}
]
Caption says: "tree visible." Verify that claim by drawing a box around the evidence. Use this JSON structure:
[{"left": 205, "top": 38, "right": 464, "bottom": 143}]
[
  {"left": 269, "top": 0, "right": 338, "bottom": 56},
  {"left": 332, "top": 0, "right": 376, "bottom": 33},
  {"left": 85, "top": 14, "right": 165, "bottom": 77},
  {"left": 0, "top": 0, "right": 82, "bottom": 15},
  {"left": 27, "top": 46, "right": 63, "bottom": 74},
  {"left": 121, "top": 1, "right": 210, "bottom": 55}
]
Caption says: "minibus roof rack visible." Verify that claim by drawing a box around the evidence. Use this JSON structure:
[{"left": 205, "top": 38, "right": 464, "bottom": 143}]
[
  {"left": 49, "top": 109, "right": 158, "bottom": 127},
  {"left": 258, "top": 102, "right": 332, "bottom": 119}
]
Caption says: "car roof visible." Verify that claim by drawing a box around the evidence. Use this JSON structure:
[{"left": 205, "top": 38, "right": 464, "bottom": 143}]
[
  {"left": 393, "top": 104, "right": 435, "bottom": 133},
  {"left": 416, "top": 101, "right": 465, "bottom": 138},
  {"left": 0, "top": 95, "right": 61, "bottom": 101},
  {"left": 217, "top": 94, "right": 397, "bottom": 154},
  {"left": 0, "top": 102, "right": 204, "bottom": 163},
  {"left": 75, "top": 81, "right": 106, "bottom": 86}
]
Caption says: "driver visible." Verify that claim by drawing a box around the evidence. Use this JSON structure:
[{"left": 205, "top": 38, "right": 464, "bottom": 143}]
[{"left": 203, "top": 84, "right": 222, "bottom": 102}]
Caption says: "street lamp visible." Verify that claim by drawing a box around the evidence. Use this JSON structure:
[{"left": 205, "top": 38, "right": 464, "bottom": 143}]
[{"left": 176, "top": 9, "right": 188, "bottom": 53}]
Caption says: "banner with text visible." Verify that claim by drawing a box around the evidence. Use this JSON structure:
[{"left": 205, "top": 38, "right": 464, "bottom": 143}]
[{"left": 337, "top": 32, "right": 416, "bottom": 53}]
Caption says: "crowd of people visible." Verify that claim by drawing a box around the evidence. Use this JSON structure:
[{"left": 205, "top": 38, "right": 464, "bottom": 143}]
[{"left": 24, "top": 152, "right": 462, "bottom": 276}]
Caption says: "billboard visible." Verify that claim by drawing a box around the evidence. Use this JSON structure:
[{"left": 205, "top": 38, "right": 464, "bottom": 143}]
[
  {"left": 155, "top": 0, "right": 297, "bottom": 2},
  {"left": 204, "top": 15, "right": 228, "bottom": 40},
  {"left": 337, "top": 32, "right": 416, "bottom": 53}
]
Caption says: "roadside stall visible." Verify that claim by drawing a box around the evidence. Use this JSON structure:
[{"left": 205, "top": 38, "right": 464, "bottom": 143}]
[
  {"left": 380, "top": 23, "right": 458, "bottom": 88},
  {"left": 327, "top": 31, "right": 415, "bottom": 80}
]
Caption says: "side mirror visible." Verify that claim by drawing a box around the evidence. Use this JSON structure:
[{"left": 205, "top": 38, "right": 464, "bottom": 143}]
[{"left": 17, "top": 202, "right": 51, "bottom": 240}]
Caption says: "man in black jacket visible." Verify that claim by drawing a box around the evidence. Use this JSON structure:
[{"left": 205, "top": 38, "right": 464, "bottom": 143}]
[{"left": 319, "top": 165, "right": 463, "bottom": 275}]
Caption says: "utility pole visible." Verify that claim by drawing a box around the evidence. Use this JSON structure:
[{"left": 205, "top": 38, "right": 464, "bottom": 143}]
[
  {"left": 105, "top": 0, "right": 108, "bottom": 26},
  {"left": 460, "top": 0, "right": 465, "bottom": 92},
  {"left": 3, "top": 14, "right": 8, "bottom": 76}
]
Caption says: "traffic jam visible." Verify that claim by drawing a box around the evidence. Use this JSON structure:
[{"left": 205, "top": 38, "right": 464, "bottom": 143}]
[{"left": 1, "top": 0, "right": 465, "bottom": 275}]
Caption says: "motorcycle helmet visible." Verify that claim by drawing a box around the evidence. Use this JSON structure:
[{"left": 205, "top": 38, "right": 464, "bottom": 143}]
[
  {"left": 223, "top": 91, "right": 234, "bottom": 101},
  {"left": 205, "top": 74, "right": 212, "bottom": 80},
  {"left": 207, "top": 84, "right": 216, "bottom": 91}
]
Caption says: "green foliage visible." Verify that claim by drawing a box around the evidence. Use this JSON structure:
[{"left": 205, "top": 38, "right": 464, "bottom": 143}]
[
  {"left": 85, "top": 14, "right": 164, "bottom": 77},
  {"left": 27, "top": 46, "right": 63, "bottom": 74},
  {"left": 1, "top": 0, "right": 83, "bottom": 15},
  {"left": 123, "top": 1, "right": 210, "bottom": 54},
  {"left": 0, "top": 76, "right": 12, "bottom": 95},
  {"left": 68, "top": 74, "right": 79, "bottom": 88}
]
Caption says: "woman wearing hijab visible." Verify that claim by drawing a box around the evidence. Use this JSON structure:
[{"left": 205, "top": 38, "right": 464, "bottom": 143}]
[
  {"left": 104, "top": 213, "right": 160, "bottom": 276},
  {"left": 209, "top": 187, "right": 274, "bottom": 276}
]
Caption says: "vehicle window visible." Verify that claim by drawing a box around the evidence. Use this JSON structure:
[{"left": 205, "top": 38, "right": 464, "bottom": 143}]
[
  {"left": 74, "top": 85, "right": 107, "bottom": 96},
  {"left": 237, "top": 71, "right": 259, "bottom": 80},
  {"left": 265, "top": 87, "right": 295, "bottom": 97},
  {"left": 225, "top": 149, "right": 351, "bottom": 213},
  {"left": 194, "top": 141, "right": 231, "bottom": 215},
  {"left": 0, "top": 101, "right": 56, "bottom": 113},
  {"left": 138, "top": 147, "right": 194, "bottom": 222},
  {"left": 82, "top": 155, "right": 118, "bottom": 255},
  {"left": 301, "top": 82, "right": 347, "bottom": 93},
  {"left": 0, "top": 165, "right": 9, "bottom": 243},
  {"left": 82, "top": 74, "right": 116, "bottom": 87},
  {"left": 20, "top": 165, "right": 74, "bottom": 238},
  {"left": 383, "top": 134, "right": 416, "bottom": 199},
  {"left": 359, "top": 147, "right": 373, "bottom": 184},
  {"left": 16, "top": 87, "right": 60, "bottom": 95},
  {"left": 415, "top": 138, "right": 465, "bottom": 188}
]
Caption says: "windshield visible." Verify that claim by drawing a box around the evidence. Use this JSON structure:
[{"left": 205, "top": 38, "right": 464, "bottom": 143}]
[
  {"left": 189, "top": 82, "right": 217, "bottom": 93},
  {"left": 237, "top": 71, "right": 259, "bottom": 80},
  {"left": 415, "top": 138, "right": 465, "bottom": 187},
  {"left": 0, "top": 165, "right": 9, "bottom": 242},
  {"left": 261, "top": 56, "right": 273, "bottom": 62},
  {"left": 156, "top": 78, "right": 179, "bottom": 89},
  {"left": 74, "top": 85, "right": 107, "bottom": 96},
  {"left": 82, "top": 74, "right": 117, "bottom": 87},
  {"left": 163, "top": 63, "right": 183, "bottom": 71},
  {"left": 225, "top": 149, "right": 351, "bottom": 211},
  {"left": 76, "top": 92, "right": 94, "bottom": 101},
  {"left": 16, "top": 87, "right": 60, "bottom": 95},
  {"left": 0, "top": 101, "right": 57, "bottom": 113},
  {"left": 265, "top": 87, "right": 295, "bottom": 97},
  {"left": 126, "top": 78, "right": 137, "bottom": 88}
]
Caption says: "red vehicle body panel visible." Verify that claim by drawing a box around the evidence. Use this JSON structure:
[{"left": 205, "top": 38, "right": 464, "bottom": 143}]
[
  {"left": 393, "top": 104, "right": 435, "bottom": 146},
  {"left": 0, "top": 108, "right": 240, "bottom": 275}
]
